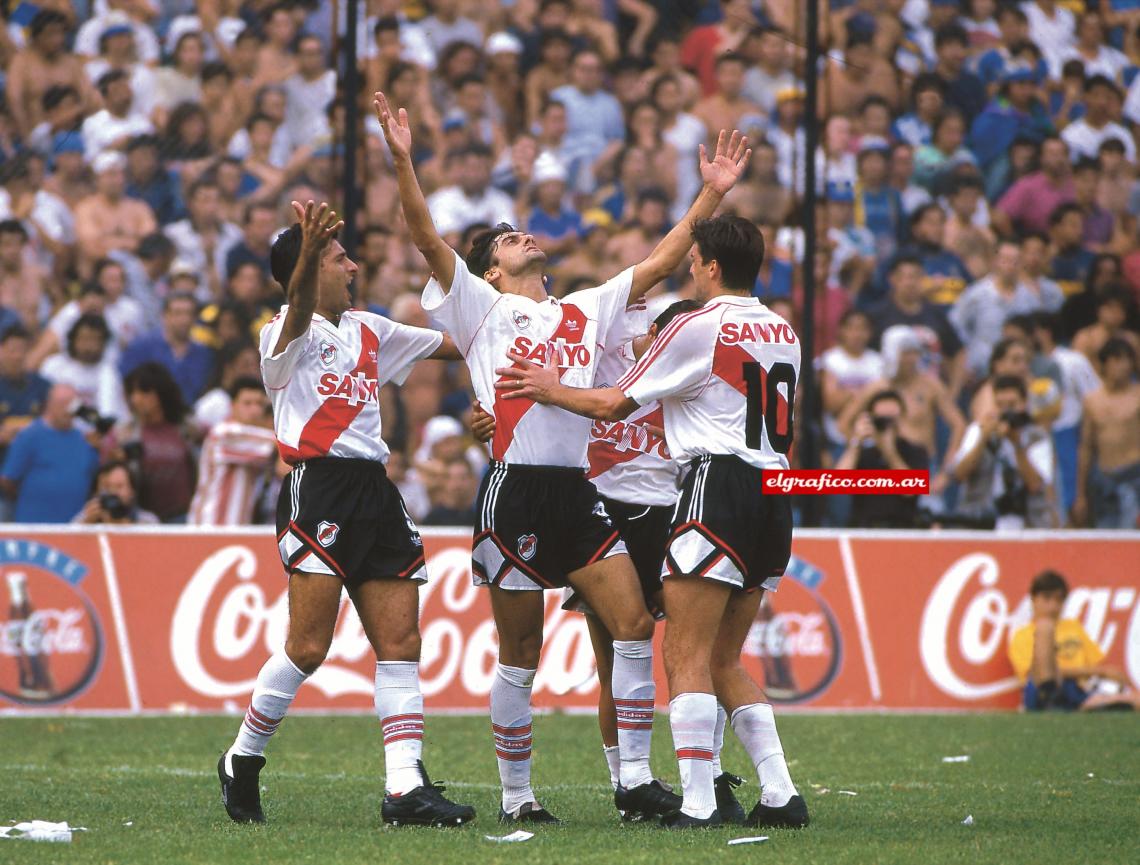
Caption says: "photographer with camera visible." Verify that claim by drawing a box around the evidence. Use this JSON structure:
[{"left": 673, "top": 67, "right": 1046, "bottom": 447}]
[
  {"left": 951, "top": 375, "right": 1057, "bottom": 530},
  {"left": 836, "top": 390, "right": 930, "bottom": 528},
  {"left": 72, "top": 460, "right": 159, "bottom": 524}
]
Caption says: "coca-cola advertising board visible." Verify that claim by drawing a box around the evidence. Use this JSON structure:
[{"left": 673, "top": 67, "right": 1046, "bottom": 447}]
[{"left": 1, "top": 528, "right": 1137, "bottom": 713}]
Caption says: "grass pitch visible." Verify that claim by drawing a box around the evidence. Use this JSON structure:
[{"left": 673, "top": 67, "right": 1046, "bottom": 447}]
[{"left": 2, "top": 713, "right": 1137, "bottom": 864}]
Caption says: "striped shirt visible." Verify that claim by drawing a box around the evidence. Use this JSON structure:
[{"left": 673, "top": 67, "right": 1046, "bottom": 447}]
[{"left": 188, "top": 421, "right": 278, "bottom": 525}]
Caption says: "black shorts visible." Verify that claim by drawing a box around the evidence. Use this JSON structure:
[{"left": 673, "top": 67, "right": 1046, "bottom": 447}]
[
  {"left": 600, "top": 494, "right": 671, "bottom": 617},
  {"left": 472, "top": 462, "right": 627, "bottom": 590},
  {"left": 275, "top": 458, "right": 427, "bottom": 585},
  {"left": 664, "top": 455, "right": 792, "bottom": 592}
]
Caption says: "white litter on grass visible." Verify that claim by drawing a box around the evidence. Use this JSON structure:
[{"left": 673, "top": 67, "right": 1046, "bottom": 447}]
[
  {"left": 727, "top": 836, "right": 769, "bottom": 845},
  {"left": 942, "top": 756, "right": 971, "bottom": 763},
  {"left": 483, "top": 830, "right": 534, "bottom": 843},
  {"left": 1087, "top": 773, "right": 1095, "bottom": 778},
  {"left": 0, "top": 821, "right": 86, "bottom": 843},
  {"left": 837, "top": 790, "right": 858, "bottom": 796},
  {"left": 123, "top": 822, "right": 133, "bottom": 827},
  {"left": 962, "top": 815, "right": 975, "bottom": 826}
]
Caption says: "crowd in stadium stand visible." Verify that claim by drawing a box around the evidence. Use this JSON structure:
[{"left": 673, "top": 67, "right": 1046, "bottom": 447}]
[{"left": 0, "top": 0, "right": 1137, "bottom": 530}]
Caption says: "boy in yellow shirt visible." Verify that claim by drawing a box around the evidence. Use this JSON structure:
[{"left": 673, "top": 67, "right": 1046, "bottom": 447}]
[{"left": 1008, "top": 570, "right": 1140, "bottom": 711}]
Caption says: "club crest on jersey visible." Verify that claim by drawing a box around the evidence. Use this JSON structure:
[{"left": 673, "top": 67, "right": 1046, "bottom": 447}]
[
  {"left": 317, "top": 521, "right": 339, "bottom": 547},
  {"left": 512, "top": 311, "right": 531, "bottom": 330},
  {"left": 517, "top": 533, "right": 537, "bottom": 561},
  {"left": 319, "top": 341, "right": 337, "bottom": 365}
]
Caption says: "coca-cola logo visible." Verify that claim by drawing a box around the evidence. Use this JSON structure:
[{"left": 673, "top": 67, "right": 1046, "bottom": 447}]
[
  {"left": 170, "top": 544, "right": 597, "bottom": 704},
  {"left": 741, "top": 557, "right": 842, "bottom": 704},
  {"left": 919, "top": 553, "right": 1140, "bottom": 700},
  {"left": 0, "top": 541, "right": 103, "bottom": 706}
]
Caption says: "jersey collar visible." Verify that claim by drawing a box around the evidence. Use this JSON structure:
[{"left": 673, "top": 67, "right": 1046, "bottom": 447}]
[{"left": 707, "top": 294, "right": 759, "bottom": 307}]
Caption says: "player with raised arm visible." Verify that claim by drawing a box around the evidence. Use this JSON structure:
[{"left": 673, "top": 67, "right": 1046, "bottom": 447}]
[
  {"left": 375, "top": 89, "right": 750, "bottom": 824},
  {"left": 496, "top": 215, "right": 809, "bottom": 830},
  {"left": 216, "top": 200, "right": 475, "bottom": 828}
]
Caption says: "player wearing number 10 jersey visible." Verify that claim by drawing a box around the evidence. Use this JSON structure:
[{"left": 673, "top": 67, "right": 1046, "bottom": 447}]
[{"left": 496, "top": 215, "right": 809, "bottom": 830}]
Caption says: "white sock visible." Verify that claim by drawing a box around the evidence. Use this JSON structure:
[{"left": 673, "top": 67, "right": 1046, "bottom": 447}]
[
  {"left": 669, "top": 692, "right": 717, "bottom": 819},
  {"left": 713, "top": 703, "right": 727, "bottom": 776},
  {"left": 227, "top": 652, "right": 308, "bottom": 773},
  {"left": 612, "top": 639, "right": 655, "bottom": 788},
  {"left": 375, "top": 661, "right": 425, "bottom": 796},
  {"left": 491, "top": 663, "right": 536, "bottom": 813},
  {"left": 603, "top": 745, "right": 621, "bottom": 790},
  {"left": 731, "top": 702, "right": 797, "bottom": 807}
]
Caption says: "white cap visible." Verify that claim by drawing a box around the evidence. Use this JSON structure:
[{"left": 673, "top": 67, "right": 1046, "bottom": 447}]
[
  {"left": 414, "top": 415, "right": 465, "bottom": 462},
  {"left": 169, "top": 257, "right": 197, "bottom": 278},
  {"left": 486, "top": 31, "right": 523, "bottom": 55},
  {"left": 92, "top": 150, "right": 126, "bottom": 174},
  {"left": 532, "top": 152, "right": 568, "bottom": 185}
]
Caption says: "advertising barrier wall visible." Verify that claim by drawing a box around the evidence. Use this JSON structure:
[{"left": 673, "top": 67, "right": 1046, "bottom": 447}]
[{"left": 2, "top": 527, "right": 1138, "bottom": 713}]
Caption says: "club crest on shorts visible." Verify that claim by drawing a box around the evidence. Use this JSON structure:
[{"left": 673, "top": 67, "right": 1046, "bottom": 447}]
[
  {"left": 512, "top": 311, "right": 531, "bottom": 330},
  {"left": 592, "top": 501, "right": 612, "bottom": 525},
  {"left": 317, "top": 521, "right": 339, "bottom": 547},
  {"left": 319, "top": 341, "right": 337, "bottom": 366},
  {"left": 517, "top": 533, "right": 537, "bottom": 561}
]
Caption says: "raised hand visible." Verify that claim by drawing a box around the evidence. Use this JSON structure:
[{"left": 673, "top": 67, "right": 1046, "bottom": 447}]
[
  {"left": 374, "top": 91, "right": 413, "bottom": 162},
  {"left": 291, "top": 199, "right": 343, "bottom": 252},
  {"left": 699, "top": 129, "right": 751, "bottom": 196}
]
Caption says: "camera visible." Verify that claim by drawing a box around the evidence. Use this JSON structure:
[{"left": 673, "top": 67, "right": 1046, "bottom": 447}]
[
  {"left": 98, "top": 493, "right": 130, "bottom": 520},
  {"left": 872, "top": 416, "right": 895, "bottom": 432},
  {"left": 73, "top": 404, "right": 116, "bottom": 435},
  {"left": 1001, "top": 410, "right": 1031, "bottom": 430}
]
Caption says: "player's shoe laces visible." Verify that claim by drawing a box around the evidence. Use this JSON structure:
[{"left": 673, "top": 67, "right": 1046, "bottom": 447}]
[
  {"left": 659, "top": 808, "right": 723, "bottom": 829},
  {"left": 381, "top": 760, "right": 476, "bottom": 827},
  {"left": 714, "top": 772, "right": 747, "bottom": 825},
  {"left": 218, "top": 753, "right": 266, "bottom": 824},
  {"left": 745, "top": 794, "right": 810, "bottom": 829},
  {"left": 614, "top": 779, "right": 683, "bottom": 821},
  {"left": 498, "top": 801, "right": 562, "bottom": 825}
]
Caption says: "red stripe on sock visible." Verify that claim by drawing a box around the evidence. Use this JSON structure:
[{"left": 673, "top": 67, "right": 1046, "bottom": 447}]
[
  {"left": 491, "top": 723, "right": 532, "bottom": 735},
  {"left": 247, "top": 706, "right": 282, "bottom": 727},
  {"left": 495, "top": 750, "right": 532, "bottom": 762},
  {"left": 243, "top": 717, "right": 275, "bottom": 736},
  {"left": 382, "top": 713, "right": 424, "bottom": 725},
  {"left": 383, "top": 732, "right": 425, "bottom": 744},
  {"left": 676, "top": 748, "right": 714, "bottom": 761},
  {"left": 617, "top": 722, "right": 655, "bottom": 730},
  {"left": 613, "top": 698, "right": 655, "bottom": 706}
]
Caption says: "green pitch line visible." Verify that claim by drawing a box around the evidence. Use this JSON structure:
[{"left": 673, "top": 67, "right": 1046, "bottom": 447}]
[{"left": 1, "top": 714, "right": 1137, "bottom": 865}]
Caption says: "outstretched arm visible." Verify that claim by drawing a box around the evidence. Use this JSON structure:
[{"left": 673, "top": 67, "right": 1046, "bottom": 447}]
[
  {"left": 494, "top": 352, "right": 638, "bottom": 421},
  {"left": 374, "top": 91, "right": 456, "bottom": 290},
  {"left": 629, "top": 129, "right": 751, "bottom": 302},
  {"left": 273, "top": 200, "right": 343, "bottom": 356}
]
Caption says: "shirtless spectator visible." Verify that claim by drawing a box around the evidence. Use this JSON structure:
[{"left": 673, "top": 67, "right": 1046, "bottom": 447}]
[
  {"left": 605, "top": 189, "right": 669, "bottom": 271},
  {"left": 640, "top": 34, "right": 701, "bottom": 111},
  {"left": 0, "top": 220, "right": 49, "bottom": 329},
  {"left": 1071, "top": 288, "right": 1140, "bottom": 374},
  {"left": 74, "top": 152, "right": 157, "bottom": 270},
  {"left": 524, "top": 29, "right": 573, "bottom": 128},
  {"left": 255, "top": 4, "right": 299, "bottom": 86},
  {"left": 549, "top": 208, "right": 616, "bottom": 292},
  {"left": 822, "top": 32, "right": 901, "bottom": 117},
  {"left": 6, "top": 10, "right": 94, "bottom": 137},
  {"left": 841, "top": 325, "right": 965, "bottom": 495},
  {"left": 692, "top": 54, "right": 764, "bottom": 141},
  {"left": 1074, "top": 339, "right": 1140, "bottom": 528}
]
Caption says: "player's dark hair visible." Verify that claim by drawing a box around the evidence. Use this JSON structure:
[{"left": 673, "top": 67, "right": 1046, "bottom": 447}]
[
  {"left": 869, "top": 389, "right": 906, "bottom": 416},
  {"left": 67, "top": 314, "right": 111, "bottom": 357},
  {"left": 992, "top": 374, "right": 1027, "bottom": 400},
  {"left": 124, "top": 362, "right": 187, "bottom": 423},
  {"left": 1099, "top": 336, "right": 1137, "bottom": 367},
  {"left": 269, "top": 221, "right": 340, "bottom": 291},
  {"left": 228, "top": 375, "right": 266, "bottom": 401},
  {"left": 1029, "top": 569, "right": 1069, "bottom": 598},
  {"left": 690, "top": 215, "right": 765, "bottom": 291},
  {"left": 653, "top": 299, "right": 701, "bottom": 332},
  {"left": 465, "top": 222, "right": 516, "bottom": 279}
]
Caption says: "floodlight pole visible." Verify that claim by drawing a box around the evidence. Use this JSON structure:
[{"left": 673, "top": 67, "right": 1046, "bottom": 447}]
[{"left": 800, "top": 0, "right": 822, "bottom": 525}]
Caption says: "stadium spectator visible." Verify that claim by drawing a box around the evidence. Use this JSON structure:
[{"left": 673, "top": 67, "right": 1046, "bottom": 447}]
[
  {"left": 1009, "top": 570, "right": 1140, "bottom": 710},
  {"left": 152, "top": 31, "right": 206, "bottom": 124},
  {"left": 40, "top": 313, "right": 128, "bottom": 422},
  {"left": 930, "top": 24, "right": 987, "bottom": 123},
  {"left": 552, "top": 48, "right": 625, "bottom": 177},
  {"left": 1070, "top": 287, "right": 1140, "bottom": 372},
  {"left": 680, "top": 0, "right": 757, "bottom": 95},
  {"left": 284, "top": 35, "right": 335, "bottom": 151},
  {"left": 81, "top": 69, "right": 155, "bottom": 163},
  {"left": 0, "top": 326, "right": 50, "bottom": 476},
  {"left": 124, "top": 134, "right": 186, "bottom": 226},
  {"left": 836, "top": 390, "right": 930, "bottom": 528},
  {"left": 952, "top": 374, "right": 1056, "bottom": 529},
  {"left": 0, "top": 218, "right": 50, "bottom": 328},
  {"left": 194, "top": 341, "right": 263, "bottom": 430},
  {"left": 74, "top": 151, "right": 158, "bottom": 268},
  {"left": 968, "top": 336, "right": 1061, "bottom": 428},
  {"left": 120, "top": 292, "right": 214, "bottom": 405},
  {"left": 112, "top": 362, "right": 197, "bottom": 523},
  {"left": 1048, "top": 203, "right": 1095, "bottom": 296},
  {"left": 73, "top": 460, "right": 159, "bottom": 524},
  {"left": 0, "top": 383, "right": 99, "bottom": 523},
  {"left": 5, "top": 10, "right": 93, "bottom": 138},
  {"left": 422, "top": 458, "right": 479, "bottom": 526},
  {"left": 1074, "top": 339, "right": 1140, "bottom": 529},
  {"left": 188, "top": 376, "right": 277, "bottom": 526},
  {"left": 426, "top": 144, "right": 516, "bottom": 244},
  {"left": 225, "top": 203, "right": 280, "bottom": 279},
  {"left": 1060, "top": 76, "right": 1135, "bottom": 163},
  {"left": 164, "top": 179, "right": 243, "bottom": 298},
  {"left": 692, "top": 53, "right": 763, "bottom": 144}
]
